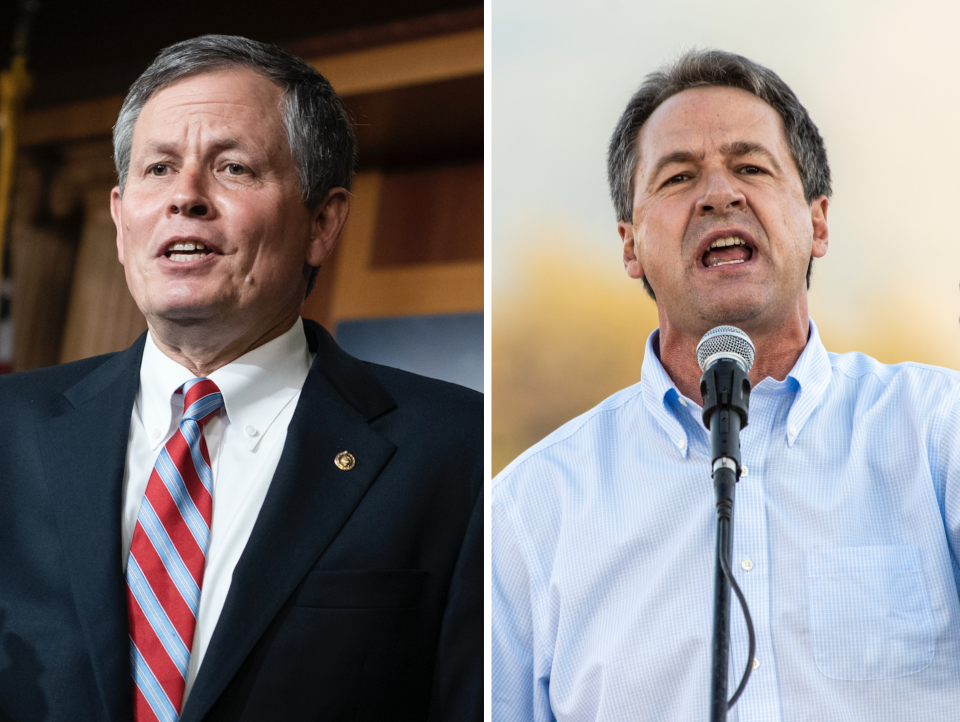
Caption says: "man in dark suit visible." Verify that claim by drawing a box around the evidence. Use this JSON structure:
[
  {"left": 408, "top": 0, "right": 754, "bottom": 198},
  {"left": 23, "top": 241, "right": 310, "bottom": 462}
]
[{"left": 0, "top": 35, "right": 481, "bottom": 722}]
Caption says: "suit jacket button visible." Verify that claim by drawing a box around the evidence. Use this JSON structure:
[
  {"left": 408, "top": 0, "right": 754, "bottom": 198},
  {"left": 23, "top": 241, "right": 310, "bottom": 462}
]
[{"left": 334, "top": 451, "right": 356, "bottom": 470}]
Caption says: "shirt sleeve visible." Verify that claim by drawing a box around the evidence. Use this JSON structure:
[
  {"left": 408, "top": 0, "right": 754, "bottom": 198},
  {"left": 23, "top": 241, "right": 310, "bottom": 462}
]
[{"left": 492, "top": 487, "right": 553, "bottom": 722}]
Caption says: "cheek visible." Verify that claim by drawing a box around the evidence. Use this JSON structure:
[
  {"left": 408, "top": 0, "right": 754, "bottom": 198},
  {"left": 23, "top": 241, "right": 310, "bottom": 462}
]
[
  {"left": 639, "top": 194, "right": 688, "bottom": 233},
  {"left": 781, "top": 207, "right": 815, "bottom": 258},
  {"left": 237, "top": 210, "right": 309, "bottom": 274},
  {"left": 634, "top": 198, "right": 685, "bottom": 255},
  {"left": 222, "top": 194, "right": 297, "bottom": 238},
  {"left": 121, "top": 197, "right": 164, "bottom": 244},
  {"left": 757, "top": 188, "right": 812, "bottom": 237}
]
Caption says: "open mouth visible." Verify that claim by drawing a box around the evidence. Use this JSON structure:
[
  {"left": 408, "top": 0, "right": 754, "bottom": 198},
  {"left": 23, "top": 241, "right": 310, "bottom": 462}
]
[
  {"left": 165, "top": 241, "right": 213, "bottom": 262},
  {"left": 701, "top": 236, "right": 753, "bottom": 268}
]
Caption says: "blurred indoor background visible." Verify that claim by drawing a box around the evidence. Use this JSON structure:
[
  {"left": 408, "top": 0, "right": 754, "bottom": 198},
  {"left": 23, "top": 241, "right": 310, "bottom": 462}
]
[
  {"left": 0, "top": 0, "right": 483, "bottom": 391},
  {"left": 493, "top": 0, "right": 960, "bottom": 474}
]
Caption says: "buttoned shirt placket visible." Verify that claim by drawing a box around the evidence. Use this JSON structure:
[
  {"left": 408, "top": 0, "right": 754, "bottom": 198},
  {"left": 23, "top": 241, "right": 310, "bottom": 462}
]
[{"left": 641, "top": 325, "right": 834, "bottom": 722}]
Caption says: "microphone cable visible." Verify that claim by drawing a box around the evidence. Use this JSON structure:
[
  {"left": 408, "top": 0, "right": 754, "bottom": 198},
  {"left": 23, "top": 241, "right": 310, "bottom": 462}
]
[{"left": 720, "top": 551, "right": 755, "bottom": 709}]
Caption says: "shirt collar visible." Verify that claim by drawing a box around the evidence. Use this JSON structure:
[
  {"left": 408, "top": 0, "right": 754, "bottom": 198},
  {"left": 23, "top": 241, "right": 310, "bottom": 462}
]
[
  {"left": 640, "top": 318, "right": 832, "bottom": 455},
  {"left": 781, "top": 317, "right": 831, "bottom": 446},
  {"left": 640, "top": 330, "right": 693, "bottom": 457},
  {"left": 138, "top": 319, "right": 312, "bottom": 452}
]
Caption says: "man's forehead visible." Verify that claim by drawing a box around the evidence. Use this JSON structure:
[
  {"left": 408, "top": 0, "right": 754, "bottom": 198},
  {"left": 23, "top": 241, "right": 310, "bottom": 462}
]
[
  {"left": 132, "top": 68, "right": 285, "bottom": 150},
  {"left": 637, "top": 86, "right": 789, "bottom": 163},
  {"left": 149, "top": 70, "right": 281, "bottom": 115}
]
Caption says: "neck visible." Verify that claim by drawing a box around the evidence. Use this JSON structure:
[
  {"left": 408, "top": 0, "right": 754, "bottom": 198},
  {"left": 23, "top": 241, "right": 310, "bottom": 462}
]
[
  {"left": 146, "top": 308, "right": 302, "bottom": 377},
  {"left": 659, "top": 313, "right": 810, "bottom": 403}
]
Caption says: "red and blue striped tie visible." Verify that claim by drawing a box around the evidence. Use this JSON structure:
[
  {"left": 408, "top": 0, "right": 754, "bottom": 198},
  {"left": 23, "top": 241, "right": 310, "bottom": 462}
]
[{"left": 126, "top": 378, "right": 223, "bottom": 721}]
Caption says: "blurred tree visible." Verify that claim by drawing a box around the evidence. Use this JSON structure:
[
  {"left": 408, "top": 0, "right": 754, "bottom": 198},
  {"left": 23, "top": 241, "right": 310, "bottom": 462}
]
[{"left": 493, "top": 235, "right": 658, "bottom": 475}]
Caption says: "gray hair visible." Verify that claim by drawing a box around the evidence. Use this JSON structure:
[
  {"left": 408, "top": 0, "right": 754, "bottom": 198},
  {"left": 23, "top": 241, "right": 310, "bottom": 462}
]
[
  {"left": 113, "top": 35, "right": 356, "bottom": 294},
  {"left": 607, "top": 49, "right": 831, "bottom": 298}
]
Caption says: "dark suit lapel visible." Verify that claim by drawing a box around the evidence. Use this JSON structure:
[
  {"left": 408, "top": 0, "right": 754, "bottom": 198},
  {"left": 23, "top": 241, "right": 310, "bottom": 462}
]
[
  {"left": 37, "top": 336, "right": 146, "bottom": 722},
  {"left": 181, "top": 321, "right": 397, "bottom": 722}
]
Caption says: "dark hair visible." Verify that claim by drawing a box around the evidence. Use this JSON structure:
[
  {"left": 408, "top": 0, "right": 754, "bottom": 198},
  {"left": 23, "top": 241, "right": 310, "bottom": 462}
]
[
  {"left": 113, "top": 34, "right": 356, "bottom": 294},
  {"left": 607, "top": 49, "right": 830, "bottom": 298}
]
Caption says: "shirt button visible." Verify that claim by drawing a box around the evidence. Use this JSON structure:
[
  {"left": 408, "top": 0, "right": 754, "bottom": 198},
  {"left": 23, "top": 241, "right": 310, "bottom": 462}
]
[
  {"left": 741, "top": 465, "right": 749, "bottom": 477},
  {"left": 245, "top": 425, "right": 259, "bottom": 437},
  {"left": 151, "top": 428, "right": 162, "bottom": 439},
  {"left": 788, "top": 425, "right": 798, "bottom": 437},
  {"left": 741, "top": 558, "right": 754, "bottom": 572},
  {"left": 677, "top": 439, "right": 686, "bottom": 451},
  {"left": 752, "top": 657, "right": 760, "bottom": 671}
]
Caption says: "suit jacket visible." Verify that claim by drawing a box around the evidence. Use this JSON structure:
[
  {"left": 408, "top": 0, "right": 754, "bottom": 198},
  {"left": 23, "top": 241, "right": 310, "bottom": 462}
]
[{"left": 0, "top": 319, "right": 483, "bottom": 721}]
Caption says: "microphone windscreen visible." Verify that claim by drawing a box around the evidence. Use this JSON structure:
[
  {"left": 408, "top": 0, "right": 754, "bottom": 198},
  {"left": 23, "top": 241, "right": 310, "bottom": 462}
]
[{"left": 696, "top": 326, "right": 756, "bottom": 373}]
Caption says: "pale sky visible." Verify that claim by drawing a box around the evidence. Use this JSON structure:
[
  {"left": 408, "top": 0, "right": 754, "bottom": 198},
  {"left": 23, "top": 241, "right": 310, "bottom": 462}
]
[{"left": 493, "top": 0, "right": 960, "bottom": 366}]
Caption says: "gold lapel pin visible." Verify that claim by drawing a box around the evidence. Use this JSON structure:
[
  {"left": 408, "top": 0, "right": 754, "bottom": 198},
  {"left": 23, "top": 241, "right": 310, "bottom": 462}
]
[{"left": 334, "top": 451, "right": 356, "bottom": 471}]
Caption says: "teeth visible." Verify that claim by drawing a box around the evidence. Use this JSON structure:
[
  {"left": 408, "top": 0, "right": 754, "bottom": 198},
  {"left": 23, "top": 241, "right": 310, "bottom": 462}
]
[
  {"left": 709, "top": 236, "right": 745, "bottom": 250},
  {"left": 168, "top": 242, "right": 206, "bottom": 252},
  {"left": 169, "top": 253, "right": 198, "bottom": 262},
  {"left": 712, "top": 259, "right": 745, "bottom": 267}
]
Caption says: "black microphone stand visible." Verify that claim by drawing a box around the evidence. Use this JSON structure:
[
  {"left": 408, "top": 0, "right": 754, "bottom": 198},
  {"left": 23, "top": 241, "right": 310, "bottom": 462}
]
[{"left": 700, "top": 358, "right": 751, "bottom": 721}]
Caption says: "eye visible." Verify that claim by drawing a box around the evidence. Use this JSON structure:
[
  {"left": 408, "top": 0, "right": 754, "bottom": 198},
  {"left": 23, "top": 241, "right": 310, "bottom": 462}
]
[
  {"left": 740, "top": 165, "right": 762, "bottom": 175},
  {"left": 664, "top": 173, "right": 689, "bottom": 186},
  {"left": 150, "top": 164, "right": 168, "bottom": 176},
  {"left": 226, "top": 163, "right": 247, "bottom": 176}
]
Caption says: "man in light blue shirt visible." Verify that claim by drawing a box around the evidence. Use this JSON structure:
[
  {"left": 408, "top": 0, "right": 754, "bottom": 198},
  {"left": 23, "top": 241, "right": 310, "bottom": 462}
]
[{"left": 492, "top": 49, "right": 960, "bottom": 721}]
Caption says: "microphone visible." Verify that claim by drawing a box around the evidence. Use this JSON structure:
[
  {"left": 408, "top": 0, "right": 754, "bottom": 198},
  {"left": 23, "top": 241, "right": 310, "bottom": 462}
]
[
  {"left": 697, "top": 325, "right": 755, "bottom": 720},
  {"left": 697, "top": 325, "right": 754, "bottom": 477}
]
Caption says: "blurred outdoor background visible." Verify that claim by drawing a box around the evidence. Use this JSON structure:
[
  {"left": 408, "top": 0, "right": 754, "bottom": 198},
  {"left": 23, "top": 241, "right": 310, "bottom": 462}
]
[{"left": 493, "top": 0, "right": 960, "bottom": 475}]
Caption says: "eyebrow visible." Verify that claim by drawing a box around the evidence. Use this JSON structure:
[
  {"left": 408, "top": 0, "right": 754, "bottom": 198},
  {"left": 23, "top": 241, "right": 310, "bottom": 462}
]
[
  {"left": 720, "top": 140, "right": 783, "bottom": 173},
  {"left": 646, "top": 140, "right": 783, "bottom": 187},
  {"left": 647, "top": 150, "right": 704, "bottom": 187},
  {"left": 140, "top": 136, "right": 246, "bottom": 157}
]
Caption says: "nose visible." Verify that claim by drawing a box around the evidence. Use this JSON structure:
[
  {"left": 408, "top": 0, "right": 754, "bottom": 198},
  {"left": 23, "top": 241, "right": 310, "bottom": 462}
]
[
  {"left": 168, "top": 167, "right": 214, "bottom": 218},
  {"left": 696, "top": 169, "right": 745, "bottom": 216}
]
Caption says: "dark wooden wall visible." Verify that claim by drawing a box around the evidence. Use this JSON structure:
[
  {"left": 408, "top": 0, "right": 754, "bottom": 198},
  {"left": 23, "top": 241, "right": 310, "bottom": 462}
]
[{"left": 5, "top": 12, "right": 483, "bottom": 371}]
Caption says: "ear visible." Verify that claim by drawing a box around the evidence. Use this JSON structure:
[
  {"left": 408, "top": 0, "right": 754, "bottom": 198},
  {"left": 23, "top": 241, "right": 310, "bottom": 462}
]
[
  {"left": 810, "top": 195, "right": 829, "bottom": 259},
  {"left": 306, "top": 187, "right": 351, "bottom": 267},
  {"left": 110, "top": 187, "right": 125, "bottom": 265},
  {"left": 619, "top": 219, "right": 645, "bottom": 280}
]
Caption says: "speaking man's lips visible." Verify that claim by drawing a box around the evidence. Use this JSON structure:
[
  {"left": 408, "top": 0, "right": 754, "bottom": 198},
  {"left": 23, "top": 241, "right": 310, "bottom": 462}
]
[
  {"left": 158, "top": 237, "right": 221, "bottom": 263},
  {"left": 702, "top": 236, "right": 753, "bottom": 267},
  {"left": 167, "top": 241, "right": 210, "bottom": 262},
  {"left": 696, "top": 230, "right": 758, "bottom": 269}
]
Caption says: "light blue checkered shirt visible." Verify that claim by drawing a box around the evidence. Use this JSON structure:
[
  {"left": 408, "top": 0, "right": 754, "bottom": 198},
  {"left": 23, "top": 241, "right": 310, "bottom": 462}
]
[{"left": 492, "top": 320, "right": 960, "bottom": 721}]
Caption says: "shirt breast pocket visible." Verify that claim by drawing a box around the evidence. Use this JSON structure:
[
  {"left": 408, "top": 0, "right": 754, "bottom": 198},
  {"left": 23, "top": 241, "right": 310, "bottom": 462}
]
[{"left": 807, "top": 546, "right": 935, "bottom": 680}]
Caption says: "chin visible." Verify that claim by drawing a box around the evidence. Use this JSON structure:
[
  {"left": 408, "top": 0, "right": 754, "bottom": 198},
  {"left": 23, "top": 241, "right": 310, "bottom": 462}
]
[
  {"left": 151, "top": 281, "right": 232, "bottom": 311},
  {"left": 699, "top": 303, "right": 763, "bottom": 327},
  {"left": 148, "top": 301, "right": 224, "bottom": 325},
  {"left": 695, "top": 285, "right": 771, "bottom": 324}
]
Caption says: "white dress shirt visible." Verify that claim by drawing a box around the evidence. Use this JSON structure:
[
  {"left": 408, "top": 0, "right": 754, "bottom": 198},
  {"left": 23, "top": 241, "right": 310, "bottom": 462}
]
[{"left": 121, "top": 319, "right": 313, "bottom": 705}]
